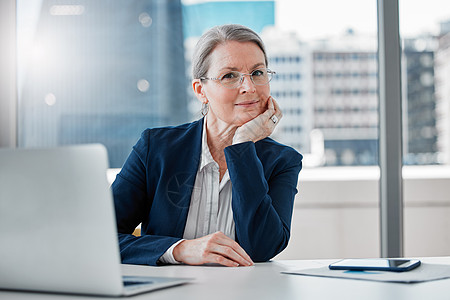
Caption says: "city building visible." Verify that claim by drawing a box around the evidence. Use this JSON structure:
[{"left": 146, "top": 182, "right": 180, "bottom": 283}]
[
  {"left": 261, "top": 27, "right": 313, "bottom": 153},
  {"left": 18, "top": 0, "right": 188, "bottom": 167},
  {"left": 311, "top": 30, "right": 379, "bottom": 166},
  {"left": 435, "top": 22, "right": 450, "bottom": 164},
  {"left": 402, "top": 36, "right": 439, "bottom": 165},
  {"left": 183, "top": 2, "right": 449, "bottom": 167}
]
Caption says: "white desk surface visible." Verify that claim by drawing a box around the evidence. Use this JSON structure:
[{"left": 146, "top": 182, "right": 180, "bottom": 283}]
[{"left": 1, "top": 257, "right": 450, "bottom": 300}]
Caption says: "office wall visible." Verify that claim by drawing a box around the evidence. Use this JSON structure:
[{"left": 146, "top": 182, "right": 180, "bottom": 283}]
[{"left": 275, "top": 165, "right": 450, "bottom": 259}]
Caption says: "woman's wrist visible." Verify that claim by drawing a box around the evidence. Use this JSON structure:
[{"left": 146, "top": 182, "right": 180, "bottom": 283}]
[
  {"left": 172, "top": 240, "right": 187, "bottom": 263},
  {"left": 232, "top": 136, "right": 250, "bottom": 145},
  {"left": 232, "top": 130, "right": 253, "bottom": 145}
]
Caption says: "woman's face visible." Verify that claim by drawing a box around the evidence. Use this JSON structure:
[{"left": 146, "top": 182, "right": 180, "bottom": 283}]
[{"left": 197, "top": 40, "right": 270, "bottom": 127}]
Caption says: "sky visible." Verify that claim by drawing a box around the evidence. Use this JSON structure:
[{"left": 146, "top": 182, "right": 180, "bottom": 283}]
[
  {"left": 183, "top": 0, "right": 450, "bottom": 40},
  {"left": 275, "top": 0, "right": 450, "bottom": 40}
]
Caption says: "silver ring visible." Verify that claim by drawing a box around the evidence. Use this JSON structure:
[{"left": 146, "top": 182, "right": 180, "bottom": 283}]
[{"left": 270, "top": 115, "right": 278, "bottom": 124}]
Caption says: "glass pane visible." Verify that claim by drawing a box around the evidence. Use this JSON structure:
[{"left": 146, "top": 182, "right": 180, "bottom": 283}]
[
  {"left": 184, "top": 0, "right": 379, "bottom": 167},
  {"left": 17, "top": 0, "right": 188, "bottom": 168},
  {"left": 184, "top": 0, "right": 379, "bottom": 259},
  {"left": 17, "top": 0, "right": 380, "bottom": 260},
  {"left": 399, "top": 0, "right": 450, "bottom": 257},
  {"left": 400, "top": 0, "right": 450, "bottom": 165},
  {"left": 265, "top": 0, "right": 379, "bottom": 260}
]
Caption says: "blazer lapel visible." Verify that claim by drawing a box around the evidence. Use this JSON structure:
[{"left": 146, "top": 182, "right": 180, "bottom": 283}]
[{"left": 165, "top": 118, "right": 203, "bottom": 236}]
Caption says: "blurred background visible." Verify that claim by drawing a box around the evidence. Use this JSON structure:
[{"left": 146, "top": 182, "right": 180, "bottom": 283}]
[{"left": 1, "top": 0, "right": 450, "bottom": 259}]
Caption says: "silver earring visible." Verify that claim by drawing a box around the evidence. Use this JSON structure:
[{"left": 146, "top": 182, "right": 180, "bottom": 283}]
[{"left": 201, "top": 102, "right": 209, "bottom": 116}]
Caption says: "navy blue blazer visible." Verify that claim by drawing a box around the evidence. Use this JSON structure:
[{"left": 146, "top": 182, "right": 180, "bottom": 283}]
[{"left": 112, "top": 118, "right": 302, "bottom": 266}]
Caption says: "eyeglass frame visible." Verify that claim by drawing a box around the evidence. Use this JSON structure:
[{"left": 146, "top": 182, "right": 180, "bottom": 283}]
[{"left": 199, "top": 68, "right": 276, "bottom": 89}]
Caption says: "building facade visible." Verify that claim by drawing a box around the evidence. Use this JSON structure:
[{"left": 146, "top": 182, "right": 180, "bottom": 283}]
[
  {"left": 18, "top": 0, "right": 188, "bottom": 167},
  {"left": 311, "top": 30, "right": 379, "bottom": 166},
  {"left": 261, "top": 27, "right": 312, "bottom": 153},
  {"left": 402, "top": 37, "right": 439, "bottom": 165},
  {"left": 435, "top": 31, "right": 450, "bottom": 164}
]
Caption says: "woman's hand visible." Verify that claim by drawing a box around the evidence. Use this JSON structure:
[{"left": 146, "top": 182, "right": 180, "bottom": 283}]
[
  {"left": 232, "top": 96, "right": 282, "bottom": 144},
  {"left": 172, "top": 231, "right": 254, "bottom": 267}
]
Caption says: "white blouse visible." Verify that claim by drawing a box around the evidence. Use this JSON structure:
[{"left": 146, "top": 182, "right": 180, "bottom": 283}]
[{"left": 159, "top": 120, "right": 235, "bottom": 264}]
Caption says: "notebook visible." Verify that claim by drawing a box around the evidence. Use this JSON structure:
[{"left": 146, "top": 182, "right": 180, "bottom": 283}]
[{"left": 0, "top": 144, "right": 190, "bottom": 297}]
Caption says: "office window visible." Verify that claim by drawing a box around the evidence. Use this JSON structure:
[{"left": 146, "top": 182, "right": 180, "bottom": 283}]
[
  {"left": 399, "top": 1, "right": 449, "bottom": 166},
  {"left": 268, "top": 0, "right": 381, "bottom": 260},
  {"left": 14, "top": 0, "right": 379, "bottom": 259},
  {"left": 399, "top": 0, "right": 450, "bottom": 257},
  {"left": 17, "top": 0, "right": 188, "bottom": 168},
  {"left": 11, "top": 0, "right": 450, "bottom": 260}
]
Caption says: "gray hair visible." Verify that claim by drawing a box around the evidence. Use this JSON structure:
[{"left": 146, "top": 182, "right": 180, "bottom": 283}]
[{"left": 191, "top": 24, "right": 268, "bottom": 79}]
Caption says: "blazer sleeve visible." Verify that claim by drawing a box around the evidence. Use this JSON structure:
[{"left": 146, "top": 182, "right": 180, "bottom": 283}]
[
  {"left": 111, "top": 131, "right": 181, "bottom": 266},
  {"left": 224, "top": 141, "right": 302, "bottom": 262}
]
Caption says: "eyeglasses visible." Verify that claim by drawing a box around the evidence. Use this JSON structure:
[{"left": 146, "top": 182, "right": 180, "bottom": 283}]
[{"left": 200, "top": 68, "right": 276, "bottom": 89}]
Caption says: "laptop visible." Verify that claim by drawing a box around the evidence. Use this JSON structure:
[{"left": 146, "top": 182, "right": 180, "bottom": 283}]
[{"left": 0, "top": 144, "right": 190, "bottom": 297}]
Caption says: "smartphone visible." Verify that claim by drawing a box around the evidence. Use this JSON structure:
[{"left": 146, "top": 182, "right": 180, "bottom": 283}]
[{"left": 329, "top": 258, "right": 421, "bottom": 272}]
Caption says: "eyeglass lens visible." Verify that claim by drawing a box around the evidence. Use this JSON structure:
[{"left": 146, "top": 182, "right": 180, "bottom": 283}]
[{"left": 220, "top": 69, "right": 272, "bottom": 88}]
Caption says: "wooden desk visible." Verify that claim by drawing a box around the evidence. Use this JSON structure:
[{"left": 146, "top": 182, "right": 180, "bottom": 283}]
[{"left": 1, "top": 257, "right": 450, "bottom": 300}]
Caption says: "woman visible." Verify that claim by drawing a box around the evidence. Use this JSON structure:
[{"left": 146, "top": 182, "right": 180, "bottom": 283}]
[{"left": 112, "top": 24, "right": 303, "bottom": 267}]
